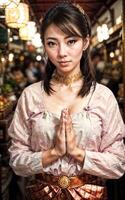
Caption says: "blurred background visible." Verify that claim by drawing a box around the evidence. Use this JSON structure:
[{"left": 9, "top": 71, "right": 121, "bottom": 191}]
[{"left": 0, "top": 0, "right": 125, "bottom": 199}]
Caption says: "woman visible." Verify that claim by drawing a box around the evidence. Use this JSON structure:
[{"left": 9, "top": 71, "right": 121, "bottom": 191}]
[{"left": 8, "top": 2, "right": 125, "bottom": 200}]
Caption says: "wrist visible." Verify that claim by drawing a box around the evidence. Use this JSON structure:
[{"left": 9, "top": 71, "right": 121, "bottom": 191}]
[
  {"left": 42, "top": 148, "right": 60, "bottom": 168},
  {"left": 53, "top": 146, "right": 66, "bottom": 157},
  {"left": 51, "top": 148, "right": 61, "bottom": 158},
  {"left": 70, "top": 147, "right": 85, "bottom": 163}
]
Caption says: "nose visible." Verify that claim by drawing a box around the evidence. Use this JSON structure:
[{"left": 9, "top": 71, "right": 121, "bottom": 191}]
[{"left": 58, "top": 44, "right": 67, "bottom": 58}]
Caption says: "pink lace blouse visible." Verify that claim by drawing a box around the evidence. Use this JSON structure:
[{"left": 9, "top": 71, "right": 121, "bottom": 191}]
[{"left": 8, "top": 81, "right": 125, "bottom": 178}]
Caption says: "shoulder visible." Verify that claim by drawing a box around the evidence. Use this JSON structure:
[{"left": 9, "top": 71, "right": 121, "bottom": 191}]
[
  {"left": 17, "top": 81, "right": 44, "bottom": 114},
  {"left": 18, "top": 81, "right": 44, "bottom": 104},
  {"left": 94, "top": 83, "right": 116, "bottom": 100},
  {"left": 91, "top": 83, "right": 118, "bottom": 109},
  {"left": 24, "top": 81, "right": 43, "bottom": 94}
]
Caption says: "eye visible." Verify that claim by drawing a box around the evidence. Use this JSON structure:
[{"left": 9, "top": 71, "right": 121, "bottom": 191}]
[
  {"left": 67, "top": 39, "right": 77, "bottom": 46},
  {"left": 47, "top": 41, "right": 57, "bottom": 47}
]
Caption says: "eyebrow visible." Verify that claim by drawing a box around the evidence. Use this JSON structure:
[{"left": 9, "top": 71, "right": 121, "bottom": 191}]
[
  {"left": 46, "top": 37, "right": 57, "bottom": 41},
  {"left": 45, "top": 36, "right": 76, "bottom": 40}
]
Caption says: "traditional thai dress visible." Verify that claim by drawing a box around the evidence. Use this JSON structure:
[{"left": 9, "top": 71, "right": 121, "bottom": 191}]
[{"left": 8, "top": 81, "right": 125, "bottom": 200}]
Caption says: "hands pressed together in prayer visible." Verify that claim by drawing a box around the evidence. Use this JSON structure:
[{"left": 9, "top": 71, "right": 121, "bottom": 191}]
[
  {"left": 55, "top": 108, "right": 77, "bottom": 157},
  {"left": 42, "top": 109, "right": 85, "bottom": 167}
]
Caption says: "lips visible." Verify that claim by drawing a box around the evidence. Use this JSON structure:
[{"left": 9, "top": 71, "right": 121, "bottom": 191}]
[
  {"left": 58, "top": 61, "right": 71, "bottom": 67},
  {"left": 58, "top": 61, "right": 71, "bottom": 64}
]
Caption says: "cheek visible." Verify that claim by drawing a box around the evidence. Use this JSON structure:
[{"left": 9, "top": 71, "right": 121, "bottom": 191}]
[
  {"left": 71, "top": 44, "right": 83, "bottom": 57},
  {"left": 72, "top": 48, "right": 83, "bottom": 59},
  {"left": 46, "top": 50, "right": 59, "bottom": 66},
  {"left": 45, "top": 47, "right": 57, "bottom": 59}
]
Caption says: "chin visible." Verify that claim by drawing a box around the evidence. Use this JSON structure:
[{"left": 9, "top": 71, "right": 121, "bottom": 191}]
[
  {"left": 58, "top": 65, "right": 75, "bottom": 72},
  {"left": 58, "top": 68, "right": 74, "bottom": 75}
]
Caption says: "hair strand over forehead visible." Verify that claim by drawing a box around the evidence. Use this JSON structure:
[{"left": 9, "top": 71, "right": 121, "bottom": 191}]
[{"left": 41, "top": 2, "right": 91, "bottom": 42}]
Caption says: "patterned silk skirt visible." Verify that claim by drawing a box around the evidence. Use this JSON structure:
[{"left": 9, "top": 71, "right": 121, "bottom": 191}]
[{"left": 26, "top": 173, "right": 108, "bottom": 200}]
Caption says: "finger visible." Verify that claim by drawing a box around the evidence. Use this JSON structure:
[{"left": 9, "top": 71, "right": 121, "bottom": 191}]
[
  {"left": 65, "top": 113, "right": 72, "bottom": 132},
  {"left": 59, "top": 111, "right": 66, "bottom": 133},
  {"left": 59, "top": 110, "right": 64, "bottom": 126},
  {"left": 61, "top": 116, "right": 65, "bottom": 132},
  {"left": 60, "top": 109, "right": 64, "bottom": 120},
  {"left": 67, "top": 109, "right": 72, "bottom": 123}
]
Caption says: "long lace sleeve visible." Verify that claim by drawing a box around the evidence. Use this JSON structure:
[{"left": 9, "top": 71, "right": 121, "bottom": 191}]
[
  {"left": 83, "top": 92, "right": 125, "bottom": 179},
  {"left": 8, "top": 89, "right": 43, "bottom": 177}
]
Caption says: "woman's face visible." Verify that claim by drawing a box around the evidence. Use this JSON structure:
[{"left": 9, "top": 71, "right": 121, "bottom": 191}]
[{"left": 44, "top": 23, "right": 89, "bottom": 75}]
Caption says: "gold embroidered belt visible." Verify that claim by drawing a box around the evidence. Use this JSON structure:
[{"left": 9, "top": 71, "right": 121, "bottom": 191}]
[{"left": 35, "top": 173, "right": 105, "bottom": 189}]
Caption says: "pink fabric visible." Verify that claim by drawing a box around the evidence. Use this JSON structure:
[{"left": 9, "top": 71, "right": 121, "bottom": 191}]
[{"left": 8, "top": 81, "right": 125, "bottom": 179}]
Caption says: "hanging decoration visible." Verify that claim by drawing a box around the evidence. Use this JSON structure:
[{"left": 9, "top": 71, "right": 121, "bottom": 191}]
[
  {"left": 31, "top": 33, "right": 42, "bottom": 48},
  {"left": 19, "top": 21, "right": 36, "bottom": 40},
  {"left": 0, "top": 0, "right": 20, "bottom": 8},
  {"left": 5, "top": 3, "right": 29, "bottom": 28},
  {"left": 97, "top": 24, "right": 109, "bottom": 42}
]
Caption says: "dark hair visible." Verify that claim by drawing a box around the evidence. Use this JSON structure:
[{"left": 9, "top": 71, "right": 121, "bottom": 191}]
[{"left": 41, "top": 2, "right": 96, "bottom": 97}]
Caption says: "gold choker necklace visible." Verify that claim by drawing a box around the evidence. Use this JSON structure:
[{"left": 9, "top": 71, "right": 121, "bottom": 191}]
[{"left": 52, "top": 71, "right": 83, "bottom": 85}]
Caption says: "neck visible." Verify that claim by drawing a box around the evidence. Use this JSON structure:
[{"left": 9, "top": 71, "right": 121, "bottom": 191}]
[{"left": 56, "top": 68, "right": 80, "bottom": 77}]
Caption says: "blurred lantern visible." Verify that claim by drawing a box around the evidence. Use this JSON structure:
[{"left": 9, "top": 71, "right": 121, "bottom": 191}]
[
  {"left": 97, "top": 26, "right": 103, "bottom": 42},
  {"left": 101, "top": 24, "right": 109, "bottom": 40},
  {"left": 97, "top": 24, "right": 109, "bottom": 42},
  {"left": 19, "top": 21, "right": 37, "bottom": 40},
  {"left": 5, "top": 3, "right": 29, "bottom": 28},
  {"left": 0, "top": 0, "right": 20, "bottom": 8},
  {"left": 31, "top": 33, "right": 42, "bottom": 48}
]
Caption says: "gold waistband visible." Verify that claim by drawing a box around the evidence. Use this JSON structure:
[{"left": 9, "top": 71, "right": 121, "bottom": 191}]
[{"left": 35, "top": 173, "right": 105, "bottom": 189}]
